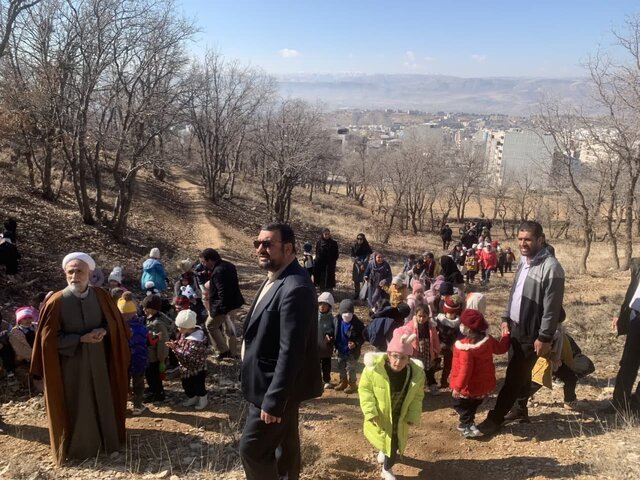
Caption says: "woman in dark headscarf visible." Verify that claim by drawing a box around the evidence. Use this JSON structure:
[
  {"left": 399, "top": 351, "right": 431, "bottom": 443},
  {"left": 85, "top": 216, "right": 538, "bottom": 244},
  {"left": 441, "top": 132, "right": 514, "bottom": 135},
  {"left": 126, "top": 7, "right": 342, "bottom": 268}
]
[
  {"left": 350, "top": 233, "right": 373, "bottom": 299},
  {"left": 440, "top": 255, "right": 464, "bottom": 286},
  {"left": 314, "top": 228, "right": 339, "bottom": 290}
]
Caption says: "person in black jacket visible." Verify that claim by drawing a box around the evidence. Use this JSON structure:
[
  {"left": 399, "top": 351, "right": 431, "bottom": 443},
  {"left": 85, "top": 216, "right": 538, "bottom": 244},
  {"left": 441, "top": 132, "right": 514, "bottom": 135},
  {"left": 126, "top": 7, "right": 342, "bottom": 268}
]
[
  {"left": 333, "top": 299, "right": 365, "bottom": 394},
  {"left": 0, "top": 234, "right": 20, "bottom": 275},
  {"left": 612, "top": 257, "right": 640, "bottom": 414},
  {"left": 239, "top": 223, "right": 323, "bottom": 480},
  {"left": 201, "top": 248, "right": 245, "bottom": 360},
  {"left": 314, "top": 228, "right": 339, "bottom": 291},
  {"left": 440, "top": 224, "right": 453, "bottom": 250}
]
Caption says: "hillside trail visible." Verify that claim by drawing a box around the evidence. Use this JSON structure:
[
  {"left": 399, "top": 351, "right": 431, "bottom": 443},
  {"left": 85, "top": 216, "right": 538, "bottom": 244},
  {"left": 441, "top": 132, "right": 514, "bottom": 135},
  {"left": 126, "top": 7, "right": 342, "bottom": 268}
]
[{"left": 175, "top": 175, "right": 224, "bottom": 251}]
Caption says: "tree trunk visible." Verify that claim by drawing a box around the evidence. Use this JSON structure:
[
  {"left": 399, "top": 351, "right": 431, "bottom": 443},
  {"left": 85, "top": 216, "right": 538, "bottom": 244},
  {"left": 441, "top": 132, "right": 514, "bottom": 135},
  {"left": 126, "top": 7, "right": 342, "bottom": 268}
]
[
  {"left": 621, "top": 183, "right": 635, "bottom": 270},
  {"left": 580, "top": 227, "right": 591, "bottom": 274}
]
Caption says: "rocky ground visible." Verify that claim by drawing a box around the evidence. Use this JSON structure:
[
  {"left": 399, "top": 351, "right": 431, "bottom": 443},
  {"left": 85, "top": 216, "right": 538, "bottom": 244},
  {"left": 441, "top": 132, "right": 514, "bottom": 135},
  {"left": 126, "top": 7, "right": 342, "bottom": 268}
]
[{"left": 1, "top": 160, "right": 639, "bottom": 479}]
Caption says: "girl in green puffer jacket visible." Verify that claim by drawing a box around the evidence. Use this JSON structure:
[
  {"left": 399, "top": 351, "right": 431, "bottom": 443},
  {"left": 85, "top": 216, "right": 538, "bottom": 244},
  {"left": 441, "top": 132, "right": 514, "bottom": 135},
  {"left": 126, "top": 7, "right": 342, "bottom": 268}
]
[{"left": 359, "top": 329, "right": 425, "bottom": 480}]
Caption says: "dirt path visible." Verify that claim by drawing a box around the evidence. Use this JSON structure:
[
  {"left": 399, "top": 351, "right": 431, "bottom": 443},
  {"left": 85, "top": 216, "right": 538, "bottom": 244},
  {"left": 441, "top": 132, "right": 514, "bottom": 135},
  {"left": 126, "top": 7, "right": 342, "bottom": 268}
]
[{"left": 175, "top": 176, "right": 224, "bottom": 251}]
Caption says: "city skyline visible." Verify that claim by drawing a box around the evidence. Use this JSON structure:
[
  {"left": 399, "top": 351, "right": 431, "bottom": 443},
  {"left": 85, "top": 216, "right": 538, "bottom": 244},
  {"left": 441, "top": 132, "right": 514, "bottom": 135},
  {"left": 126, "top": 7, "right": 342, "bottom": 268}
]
[{"left": 178, "top": 0, "right": 637, "bottom": 78}]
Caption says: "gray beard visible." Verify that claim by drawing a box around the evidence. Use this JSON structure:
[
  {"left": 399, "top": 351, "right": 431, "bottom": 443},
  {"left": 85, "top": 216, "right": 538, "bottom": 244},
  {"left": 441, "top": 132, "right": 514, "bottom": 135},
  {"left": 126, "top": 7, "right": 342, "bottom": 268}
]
[{"left": 67, "top": 282, "right": 90, "bottom": 297}]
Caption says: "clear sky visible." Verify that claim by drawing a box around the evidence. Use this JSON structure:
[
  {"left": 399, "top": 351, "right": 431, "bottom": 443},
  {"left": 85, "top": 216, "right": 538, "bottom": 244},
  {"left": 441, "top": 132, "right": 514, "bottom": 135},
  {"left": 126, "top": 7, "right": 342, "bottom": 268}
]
[{"left": 177, "top": 0, "right": 638, "bottom": 78}]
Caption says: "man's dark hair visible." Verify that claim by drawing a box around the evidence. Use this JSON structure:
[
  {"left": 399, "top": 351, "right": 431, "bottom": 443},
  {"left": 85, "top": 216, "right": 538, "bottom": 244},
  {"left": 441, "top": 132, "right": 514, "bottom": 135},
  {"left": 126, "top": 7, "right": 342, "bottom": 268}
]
[
  {"left": 201, "top": 248, "right": 221, "bottom": 263},
  {"left": 3, "top": 218, "right": 17, "bottom": 233},
  {"left": 518, "top": 220, "right": 543, "bottom": 238},
  {"left": 262, "top": 223, "right": 296, "bottom": 253}
]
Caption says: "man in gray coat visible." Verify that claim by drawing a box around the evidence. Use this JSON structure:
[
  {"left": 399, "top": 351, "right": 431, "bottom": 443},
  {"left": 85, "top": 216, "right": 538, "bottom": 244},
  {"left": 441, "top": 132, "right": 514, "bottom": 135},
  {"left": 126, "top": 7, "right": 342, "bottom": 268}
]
[{"left": 478, "top": 221, "right": 565, "bottom": 436}]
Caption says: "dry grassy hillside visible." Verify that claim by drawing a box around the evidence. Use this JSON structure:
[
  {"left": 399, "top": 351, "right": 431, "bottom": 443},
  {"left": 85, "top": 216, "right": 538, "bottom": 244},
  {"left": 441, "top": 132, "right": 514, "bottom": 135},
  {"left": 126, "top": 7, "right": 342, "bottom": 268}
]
[{"left": 1, "top": 166, "right": 639, "bottom": 480}]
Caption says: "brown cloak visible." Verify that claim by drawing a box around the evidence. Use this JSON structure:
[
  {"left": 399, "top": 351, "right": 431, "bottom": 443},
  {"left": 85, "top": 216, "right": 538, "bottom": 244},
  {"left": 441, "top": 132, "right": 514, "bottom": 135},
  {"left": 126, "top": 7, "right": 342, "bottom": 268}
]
[{"left": 30, "top": 287, "right": 131, "bottom": 464}]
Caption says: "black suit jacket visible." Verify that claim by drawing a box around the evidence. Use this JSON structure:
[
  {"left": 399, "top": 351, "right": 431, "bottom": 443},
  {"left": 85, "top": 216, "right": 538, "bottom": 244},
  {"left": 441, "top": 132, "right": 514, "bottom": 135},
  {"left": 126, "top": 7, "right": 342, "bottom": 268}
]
[
  {"left": 618, "top": 257, "right": 640, "bottom": 336},
  {"left": 241, "top": 259, "right": 323, "bottom": 416}
]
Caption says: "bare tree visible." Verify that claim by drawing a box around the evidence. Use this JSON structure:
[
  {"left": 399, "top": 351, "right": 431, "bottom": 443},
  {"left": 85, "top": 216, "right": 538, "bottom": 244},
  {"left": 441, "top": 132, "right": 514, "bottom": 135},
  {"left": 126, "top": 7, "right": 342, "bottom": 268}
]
[
  {"left": 342, "top": 134, "right": 369, "bottom": 205},
  {"left": 586, "top": 14, "right": 640, "bottom": 269},
  {"left": 536, "top": 101, "right": 605, "bottom": 273},
  {"left": 187, "top": 50, "right": 274, "bottom": 203},
  {"left": 253, "top": 99, "right": 327, "bottom": 223},
  {"left": 0, "top": 0, "right": 42, "bottom": 59},
  {"left": 450, "top": 148, "right": 484, "bottom": 222}
]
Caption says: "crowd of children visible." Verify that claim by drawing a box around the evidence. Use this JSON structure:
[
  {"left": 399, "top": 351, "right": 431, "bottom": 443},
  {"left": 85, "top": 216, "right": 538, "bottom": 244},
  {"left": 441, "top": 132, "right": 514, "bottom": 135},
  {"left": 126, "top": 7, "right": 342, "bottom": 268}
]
[{"left": 0, "top": 223, "right": 597, "bottom": 480}]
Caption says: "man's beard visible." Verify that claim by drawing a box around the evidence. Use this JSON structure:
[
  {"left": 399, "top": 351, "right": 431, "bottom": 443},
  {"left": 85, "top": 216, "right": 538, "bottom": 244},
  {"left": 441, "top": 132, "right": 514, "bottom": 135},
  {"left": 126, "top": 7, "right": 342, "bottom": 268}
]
[{"left": 68, "top": 281, "right": 89, "bottom": 294}]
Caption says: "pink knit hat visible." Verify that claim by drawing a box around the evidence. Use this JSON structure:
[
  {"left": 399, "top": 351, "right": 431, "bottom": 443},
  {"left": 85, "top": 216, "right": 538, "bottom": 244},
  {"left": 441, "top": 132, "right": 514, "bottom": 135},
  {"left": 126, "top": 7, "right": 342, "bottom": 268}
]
[
  {"left": 15, "top": 306, "right": 35, "bottom": 324},
  {"left": 387, "top": 328, "right": 416, "bottom": 356},
  {"left": 411, "top": 280, "right": 425, "bottom": 294}
]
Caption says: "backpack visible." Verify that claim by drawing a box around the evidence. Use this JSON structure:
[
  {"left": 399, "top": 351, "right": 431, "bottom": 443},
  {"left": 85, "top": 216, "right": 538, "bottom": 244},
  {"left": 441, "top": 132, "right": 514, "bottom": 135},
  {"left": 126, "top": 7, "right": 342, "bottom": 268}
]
[
  {"left": 364, "top": 317, "right": 388, "bottom": 351},
  {"left": 464, "top": 255, "right": 478, "bottom": 272}
]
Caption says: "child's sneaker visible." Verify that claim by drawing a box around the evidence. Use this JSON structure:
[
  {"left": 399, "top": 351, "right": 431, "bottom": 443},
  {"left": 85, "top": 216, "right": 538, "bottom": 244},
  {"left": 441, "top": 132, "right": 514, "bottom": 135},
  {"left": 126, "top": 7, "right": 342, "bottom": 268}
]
[
  {"left": 456, "top": 423, "right": 469, "bottom": 433},
  {"left": 195, "top": 395, "right": 208, "bottom": 410},
  {"left": 429, "top": 385, "right": 440, "bottom": 396},
  {"left": 463, "top": 424, "right": 482, "bottom": 438},
  {"left": 381, "top": 466, "right": 397, "bottom": 480},
  {"left": 377, "top": 450, "right": 385, "bottom": 465},
  {"left": 132, "top": 405, "right": 148, "bottom": 416},
  {"left": 182, "top": 396, "right": 198, "bottom": 407}
]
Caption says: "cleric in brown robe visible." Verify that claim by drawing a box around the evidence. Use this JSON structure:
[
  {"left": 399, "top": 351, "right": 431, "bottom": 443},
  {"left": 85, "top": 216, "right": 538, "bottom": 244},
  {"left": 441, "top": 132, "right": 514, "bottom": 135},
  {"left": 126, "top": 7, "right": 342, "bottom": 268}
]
[{"left": 31, "top": 252, "right": 131, "bottom": 465}]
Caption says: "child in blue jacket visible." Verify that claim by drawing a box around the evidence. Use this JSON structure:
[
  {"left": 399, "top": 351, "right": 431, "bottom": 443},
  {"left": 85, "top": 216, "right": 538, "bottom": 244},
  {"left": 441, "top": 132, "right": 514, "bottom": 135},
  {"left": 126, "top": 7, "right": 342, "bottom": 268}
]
[{"left": 118, "top": 292, "right": 149, "bottom": 416}]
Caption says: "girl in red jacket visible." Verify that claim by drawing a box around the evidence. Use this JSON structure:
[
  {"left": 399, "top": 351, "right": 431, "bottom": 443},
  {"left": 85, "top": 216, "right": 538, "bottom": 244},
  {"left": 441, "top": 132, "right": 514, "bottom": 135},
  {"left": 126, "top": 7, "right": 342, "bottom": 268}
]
[
  {"left": 478, "top": 244, "right": 498, "bottom": 285},
  {"left": 450, "top": 309, "right": 510, "bottom": 438}
]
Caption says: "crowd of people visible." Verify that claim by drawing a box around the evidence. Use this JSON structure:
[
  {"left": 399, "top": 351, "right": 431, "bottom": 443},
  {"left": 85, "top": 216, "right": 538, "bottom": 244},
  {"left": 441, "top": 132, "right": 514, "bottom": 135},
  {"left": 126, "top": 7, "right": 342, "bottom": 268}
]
[{"left": 0, "top": 217, "right": 638, "bottom": 480}]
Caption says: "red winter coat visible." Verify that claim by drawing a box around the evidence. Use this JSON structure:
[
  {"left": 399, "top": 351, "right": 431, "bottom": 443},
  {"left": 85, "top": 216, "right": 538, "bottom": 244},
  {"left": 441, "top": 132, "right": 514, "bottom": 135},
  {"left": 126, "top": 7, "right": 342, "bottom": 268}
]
[
  {"left": 449, "top": 334, "right": 510, "bottom": 398},
  {"left": 478, "top": 250, "right": 498, "bottom": 270}
]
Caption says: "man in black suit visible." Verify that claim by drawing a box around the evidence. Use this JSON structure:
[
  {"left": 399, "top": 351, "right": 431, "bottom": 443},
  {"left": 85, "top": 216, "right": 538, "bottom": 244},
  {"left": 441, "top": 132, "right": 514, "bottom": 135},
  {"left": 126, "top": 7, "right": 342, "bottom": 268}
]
[
  {"left": 612, "top": 258, "right": 640, "bottom": 413},
  {"left": 239, "top": 223, "right": 323, "bottom": 480}
]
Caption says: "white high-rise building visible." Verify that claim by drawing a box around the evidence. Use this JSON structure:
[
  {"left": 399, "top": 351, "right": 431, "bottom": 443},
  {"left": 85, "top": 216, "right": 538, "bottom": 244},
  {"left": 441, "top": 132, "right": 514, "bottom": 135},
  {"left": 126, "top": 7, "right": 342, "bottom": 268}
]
[{"left": 485, "top": 128, "right": 555, "bottom": 186}]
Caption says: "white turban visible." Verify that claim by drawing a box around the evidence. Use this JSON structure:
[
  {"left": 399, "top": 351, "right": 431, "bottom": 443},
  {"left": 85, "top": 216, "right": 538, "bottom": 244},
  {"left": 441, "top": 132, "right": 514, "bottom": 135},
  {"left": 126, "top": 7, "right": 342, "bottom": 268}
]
[{"left": 62, "top": 252, "right": 96, "bottom": 271}]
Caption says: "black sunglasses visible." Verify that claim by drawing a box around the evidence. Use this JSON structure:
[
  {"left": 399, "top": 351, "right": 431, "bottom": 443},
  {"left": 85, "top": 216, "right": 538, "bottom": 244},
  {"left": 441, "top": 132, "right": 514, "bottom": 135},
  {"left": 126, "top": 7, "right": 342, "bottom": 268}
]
[{"left": 253, "top": 240, "right": 281, "bottom": 249}]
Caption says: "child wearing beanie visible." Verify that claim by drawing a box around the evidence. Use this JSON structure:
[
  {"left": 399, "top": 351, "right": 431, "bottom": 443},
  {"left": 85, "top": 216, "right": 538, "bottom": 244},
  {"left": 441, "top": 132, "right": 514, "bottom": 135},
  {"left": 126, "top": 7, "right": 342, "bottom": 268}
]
[
  {"left": 166, "top": 309, "right": 209, "bottom": 410},
  {"left": 359, "top": 329, "right": 425, "bottom": 480},
  {"left": 403, "top": 304, "right": 441, "bottom": 395},
  {"left": 118, "top": 292, "right": 148, "bottom": 415},
  {"left": 449, "top": 309, "right": 510, "bottom": 438},
  {"left": 333, "top": 299, "right": 364, "bottom": 394},
  {"left": 435, "top": 294, "right": 464, "bottom": 389},
  {"left": 317, "top": 292, "right": 336, "bottom": 390},
  {"left": 141, "top": 294, "right": 173, "bottom": 402},
  {"left": 406, "top": 280, "right": 425, "bottom": 322},
  {"left": 383, "top": 276, "right": 408, "bottom": 308}
]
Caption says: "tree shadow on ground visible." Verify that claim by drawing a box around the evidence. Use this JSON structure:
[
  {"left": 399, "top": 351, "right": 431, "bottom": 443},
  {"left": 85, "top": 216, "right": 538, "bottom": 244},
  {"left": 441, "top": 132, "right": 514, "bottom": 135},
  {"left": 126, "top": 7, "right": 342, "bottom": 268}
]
[{"left": 402, "top": 455, "right": 589, "bottom": 480}]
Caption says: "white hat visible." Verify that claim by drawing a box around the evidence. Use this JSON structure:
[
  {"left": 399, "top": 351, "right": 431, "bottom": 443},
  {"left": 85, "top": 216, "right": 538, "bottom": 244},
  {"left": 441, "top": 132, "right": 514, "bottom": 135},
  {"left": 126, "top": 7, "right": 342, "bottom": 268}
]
[
  {"left": 145, "top": 280, "right": 155, "bottom": 289},
  {"left": 391, "top": 275, "right": 404, "bottom": 286},
  {"left": 62, "top": 252, "right": 96, "bottom": 271},
  {"left": 149, "top": 248, "right": 161, "bottom": 259},
  {"left": 175, "top": 309, "right": 197, "bottom": 329},
  {"left": 181, "top": 285, "right": 196, "bottom": 298},
  {"left": 108, "top": 266, "right": 123, "bottom": 284},
  {"left": 317, "top": 292, "right": 335, "bottom": 306}
]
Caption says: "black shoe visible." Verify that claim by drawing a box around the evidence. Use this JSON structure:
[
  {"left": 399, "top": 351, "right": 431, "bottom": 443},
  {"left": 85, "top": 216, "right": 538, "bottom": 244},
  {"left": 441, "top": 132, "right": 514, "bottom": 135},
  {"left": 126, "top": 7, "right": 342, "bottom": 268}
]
[
  {"left": 216, "top": 351, "right": 232, "bottom": 361},
  {"left": 144, "top": 392, "right": 165, "bottom": 402},
  {"left": 476, "top": 417, "right": 502, "bottom": 437},
  {"left": 504, "top": 409, "right": 530, "bottom": 424}
]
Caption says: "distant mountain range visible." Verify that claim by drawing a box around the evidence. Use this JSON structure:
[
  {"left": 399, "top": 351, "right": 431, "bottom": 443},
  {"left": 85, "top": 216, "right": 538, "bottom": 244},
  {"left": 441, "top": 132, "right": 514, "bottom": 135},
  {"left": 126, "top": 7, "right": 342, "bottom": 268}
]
[{"left": 275, "top": 74, "right": 595, "bottom": 116}]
